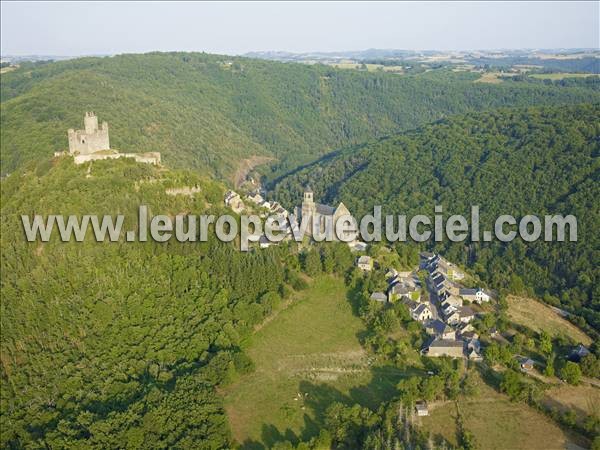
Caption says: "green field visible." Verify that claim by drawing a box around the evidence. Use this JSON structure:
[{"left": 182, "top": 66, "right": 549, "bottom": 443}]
[
  {"left": 223, "top": 276, "right": 407, "bottom": 449},
  {"left": 529, "top": 73, "right": 597, "bottom": 80}
]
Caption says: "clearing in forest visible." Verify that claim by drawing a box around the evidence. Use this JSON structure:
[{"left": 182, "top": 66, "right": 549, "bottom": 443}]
[{"left": 223, "top": 276, "right": 406, "bottom": 448}]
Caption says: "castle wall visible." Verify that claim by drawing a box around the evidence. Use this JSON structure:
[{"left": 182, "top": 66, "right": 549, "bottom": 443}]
[{"left": 73, "top": 152, "right": 160, "bottom": 166}]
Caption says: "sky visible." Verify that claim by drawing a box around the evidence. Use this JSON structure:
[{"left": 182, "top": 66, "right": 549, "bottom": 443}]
[{"left": 1, "top": 1, "right": 598, "bottom": 56}]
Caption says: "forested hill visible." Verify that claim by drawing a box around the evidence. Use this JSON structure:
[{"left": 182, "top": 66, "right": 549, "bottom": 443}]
[
  {"left": 0, "top": 157, "right": 310, "bottom": 448},
  {"left": 272, "top": 104, "right": 600, "bottom": 331},
  {"left": 2, "top": 52, "right": 600, "bottom": 179}
]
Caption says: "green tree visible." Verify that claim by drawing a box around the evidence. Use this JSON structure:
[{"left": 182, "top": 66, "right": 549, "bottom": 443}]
[
  {"left": 560, "top": 361, "right": 582, "bottom": 385},
  {"left": 544, "top": 353, "right": 556, "bottom": 377},
  {"left": 500, "top": 370, "right": 525, "bottom": 401},
  {"left": 303, "top": 249, "right": 322, "bottom": 277}
]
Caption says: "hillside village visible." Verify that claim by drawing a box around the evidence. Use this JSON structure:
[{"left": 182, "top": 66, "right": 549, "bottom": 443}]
[
  {"left": 223, "top": 186, "right": 593, "bottom": 372},
  {"left": 358, "top": 251, "right": 492, "bottom": 362},
  {"left": 223, "top": 186, "right": 494, "bottom": 364},
  {"left": 224, "top": 187, "right": 367, "bottom": 251}
]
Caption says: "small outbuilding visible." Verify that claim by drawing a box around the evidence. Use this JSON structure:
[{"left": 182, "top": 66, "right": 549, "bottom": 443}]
[{"left": 415, "top": 401, "right": 429, "bottom": 416}]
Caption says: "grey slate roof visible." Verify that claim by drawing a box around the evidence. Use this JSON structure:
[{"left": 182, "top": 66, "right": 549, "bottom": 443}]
[
  {"left": 429, "top": 339, "right": 465, "bottom": 348},
  {"left": 459, "top": 288, "right": 479, "bottom": 296},
  {"left": 316, "top": 203, "right": 336, "bottom": 215},
  {"left": 426, "top": 319, "right": 447, "bottom": 335},
  {"left": 370, "top": 292, "right": 387, "bottom": 302},
  {"left": 413, "top": 304, "right": 430, "bottom": 316}
]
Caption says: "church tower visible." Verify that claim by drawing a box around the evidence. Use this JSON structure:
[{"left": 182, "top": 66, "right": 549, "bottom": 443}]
[{"left": 301, "top": 186, "right": 316, "bottom": 220}]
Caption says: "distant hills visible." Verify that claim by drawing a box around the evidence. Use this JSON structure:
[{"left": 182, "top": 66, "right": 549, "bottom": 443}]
[
  {"left": 245, "top": 48, "right": 600, "bottom": 73},
  {"left": 1, "top": 52, "right": 599, "bottom": 180}
]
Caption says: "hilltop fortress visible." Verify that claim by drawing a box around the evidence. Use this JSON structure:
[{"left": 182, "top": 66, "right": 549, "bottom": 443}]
[
  {"left": 62, "top": 112, "right": 160, "bottom": 165},
  {"left": 68, "top": 112, "right": 110, "bottom": 155}
]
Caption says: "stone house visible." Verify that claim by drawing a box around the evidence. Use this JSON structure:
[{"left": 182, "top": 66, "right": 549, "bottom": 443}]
[{"left": 426, "top": 339, "right": 465, "bottom": 358}]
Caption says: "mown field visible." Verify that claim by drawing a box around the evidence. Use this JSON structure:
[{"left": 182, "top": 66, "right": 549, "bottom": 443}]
[
  {"left": 420, "top": 372, "right": 589, "bottom": 450},
  {"left": 222, "top": 276, "right": 407, "bottom": 449},
  {"left": 507, "top": 296, "right": 592, "bottom": 346}
]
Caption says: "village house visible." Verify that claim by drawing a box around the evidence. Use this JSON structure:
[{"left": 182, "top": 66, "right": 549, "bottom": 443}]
[
  {"left": 431, "top": 272, "right": 448, "bottom": 296},
  {"left": 460, "top": 330, "right": 479, "bottom": 342},
  {"left": 442, "top": 302, "right": 458, "bottom": 318},
  {"left": 422, "top": 253, "right": 464, "bottom": 281},
  {"left": 441, "top": 295, "right": 463, "bottom": 309},
  {"left": 259, "top": 235, "right": 273, "bottom": 249},
  {"left": 520, "top": 358, "right": 535, "bottom": 371},
  {"left": 385, "top": 269, "right": 398, "bottom": 280},
  {"left": 415, "top": 401, "right": 429, "bottom": 417},
  {"left": 272, "top": 204, "right": 288, "bottom": 218},
  {"left": 411, "top": 303, "right": 433, "bottom": 322},
  {"left": 466, "top": 337, "right": 481, "bottom": 353},
  {"left": 445, "top": 310, "right": 461, "bottom": 326},
  {"left": 246, "top": 191, "right": 264, "bottom": 205},
  {"left": 441, "top": 324, "right": 456, "bottom": 340},
  {"left": 468, "top": 347, "right": 483, "bottom": 361},
  {"left": 426, "top": 339, "right": 465, "bottom": 358},
  {"left": 458, "top": 306, "right": 475, "bottom": 324},
  {"left": 424, "top": 319, "right": 447, "bottom": 337},
  {"left": 370, "top": 292, "right": 388, "bottom": 303},
  {"left": 388, "top": 278, "right": 420, "bottom": 302},
  {"left": 419, "top": 252, "right": 436, "bottom": 269},
  {"left": 356, "top": 255, "right": 373, "bottom": 272},
  {"left": 569, "top": 344, "right": 590, "bottom": 362},
  {"left": 348, "top": 240, "right": 368, "bottom": 252},
  {"left": 224, "top": 190, "right": 245, "bottom": 213},
  {"left": 458, "top": 322, "right": 476, "bottom": 335},
  {"left": 436, "top": 258, "right": 465, "bottom": 281},
  {"left": 459, "top": 287, "right": 491, "bottom": 304},
  {"left": 423, "top": 253, "right": 440, "bottom": 271}
]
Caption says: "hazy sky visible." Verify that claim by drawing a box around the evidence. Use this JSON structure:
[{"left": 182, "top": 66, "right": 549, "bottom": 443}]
[{"left": 1, "top": 1, "right": 598, "bottom": 56}]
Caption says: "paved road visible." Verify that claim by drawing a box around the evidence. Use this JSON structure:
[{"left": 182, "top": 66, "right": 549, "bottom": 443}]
[{"left": 425, "top": 276, "right": 442, "bottom": 321}]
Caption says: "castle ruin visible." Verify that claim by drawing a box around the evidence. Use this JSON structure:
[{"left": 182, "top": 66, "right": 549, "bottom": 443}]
[
  {"left": 62, "top": 112, "right": 161, "bottom": 166},
  {"left": 68, "top": 112, "right": 110, "bottom": 155}
]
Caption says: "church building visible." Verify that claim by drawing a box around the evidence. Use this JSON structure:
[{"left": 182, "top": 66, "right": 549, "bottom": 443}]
[{"left": 296, "top": 186, "right": 355, "bottom": 240}]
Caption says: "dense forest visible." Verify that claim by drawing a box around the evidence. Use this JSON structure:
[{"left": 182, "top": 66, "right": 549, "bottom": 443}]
[
  {"left": 0, "top": 158, "right": 309, "bottom": 448},
  {"left": 2, "top": 53, "right": 599, "bottom": 179},
  {"left": 272, "top": 104, "right": 600, "bottom": 333}
]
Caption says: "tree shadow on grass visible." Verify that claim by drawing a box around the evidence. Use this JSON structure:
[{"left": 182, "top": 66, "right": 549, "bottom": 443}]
[
  {"left": 475, "top": 361, "right": 503, "bottom": 391},
  {"left": 238, "top": 365, "right": 407, "bottom": 448}
]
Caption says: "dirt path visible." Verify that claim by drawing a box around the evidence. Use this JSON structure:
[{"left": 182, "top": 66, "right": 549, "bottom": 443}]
[{"left": 232, "top": 155, "right": 274, "bottom": 188}]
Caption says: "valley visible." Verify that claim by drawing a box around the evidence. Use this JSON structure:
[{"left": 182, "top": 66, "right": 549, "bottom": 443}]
[{"left": 1, "top": 46, "right": 599, "bottom": 450}]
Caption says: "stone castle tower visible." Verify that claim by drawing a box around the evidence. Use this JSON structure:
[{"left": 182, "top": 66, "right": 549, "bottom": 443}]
[{"left": 68, "top": 112, "right": 110, "bottom": 155}]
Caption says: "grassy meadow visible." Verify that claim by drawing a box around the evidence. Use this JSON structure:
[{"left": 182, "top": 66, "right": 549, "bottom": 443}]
[
  {"left": 542, "top": 384, "right": 600, "bottom": 427},
  {"left": 223, "top": 276, "right": 408, "bottom": 449},
  {"left": 420, "top": 372, "right": 590, "bottom": 450},
  {"left": 507, "top": 296, "right": 592, "bottom": 346}
]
